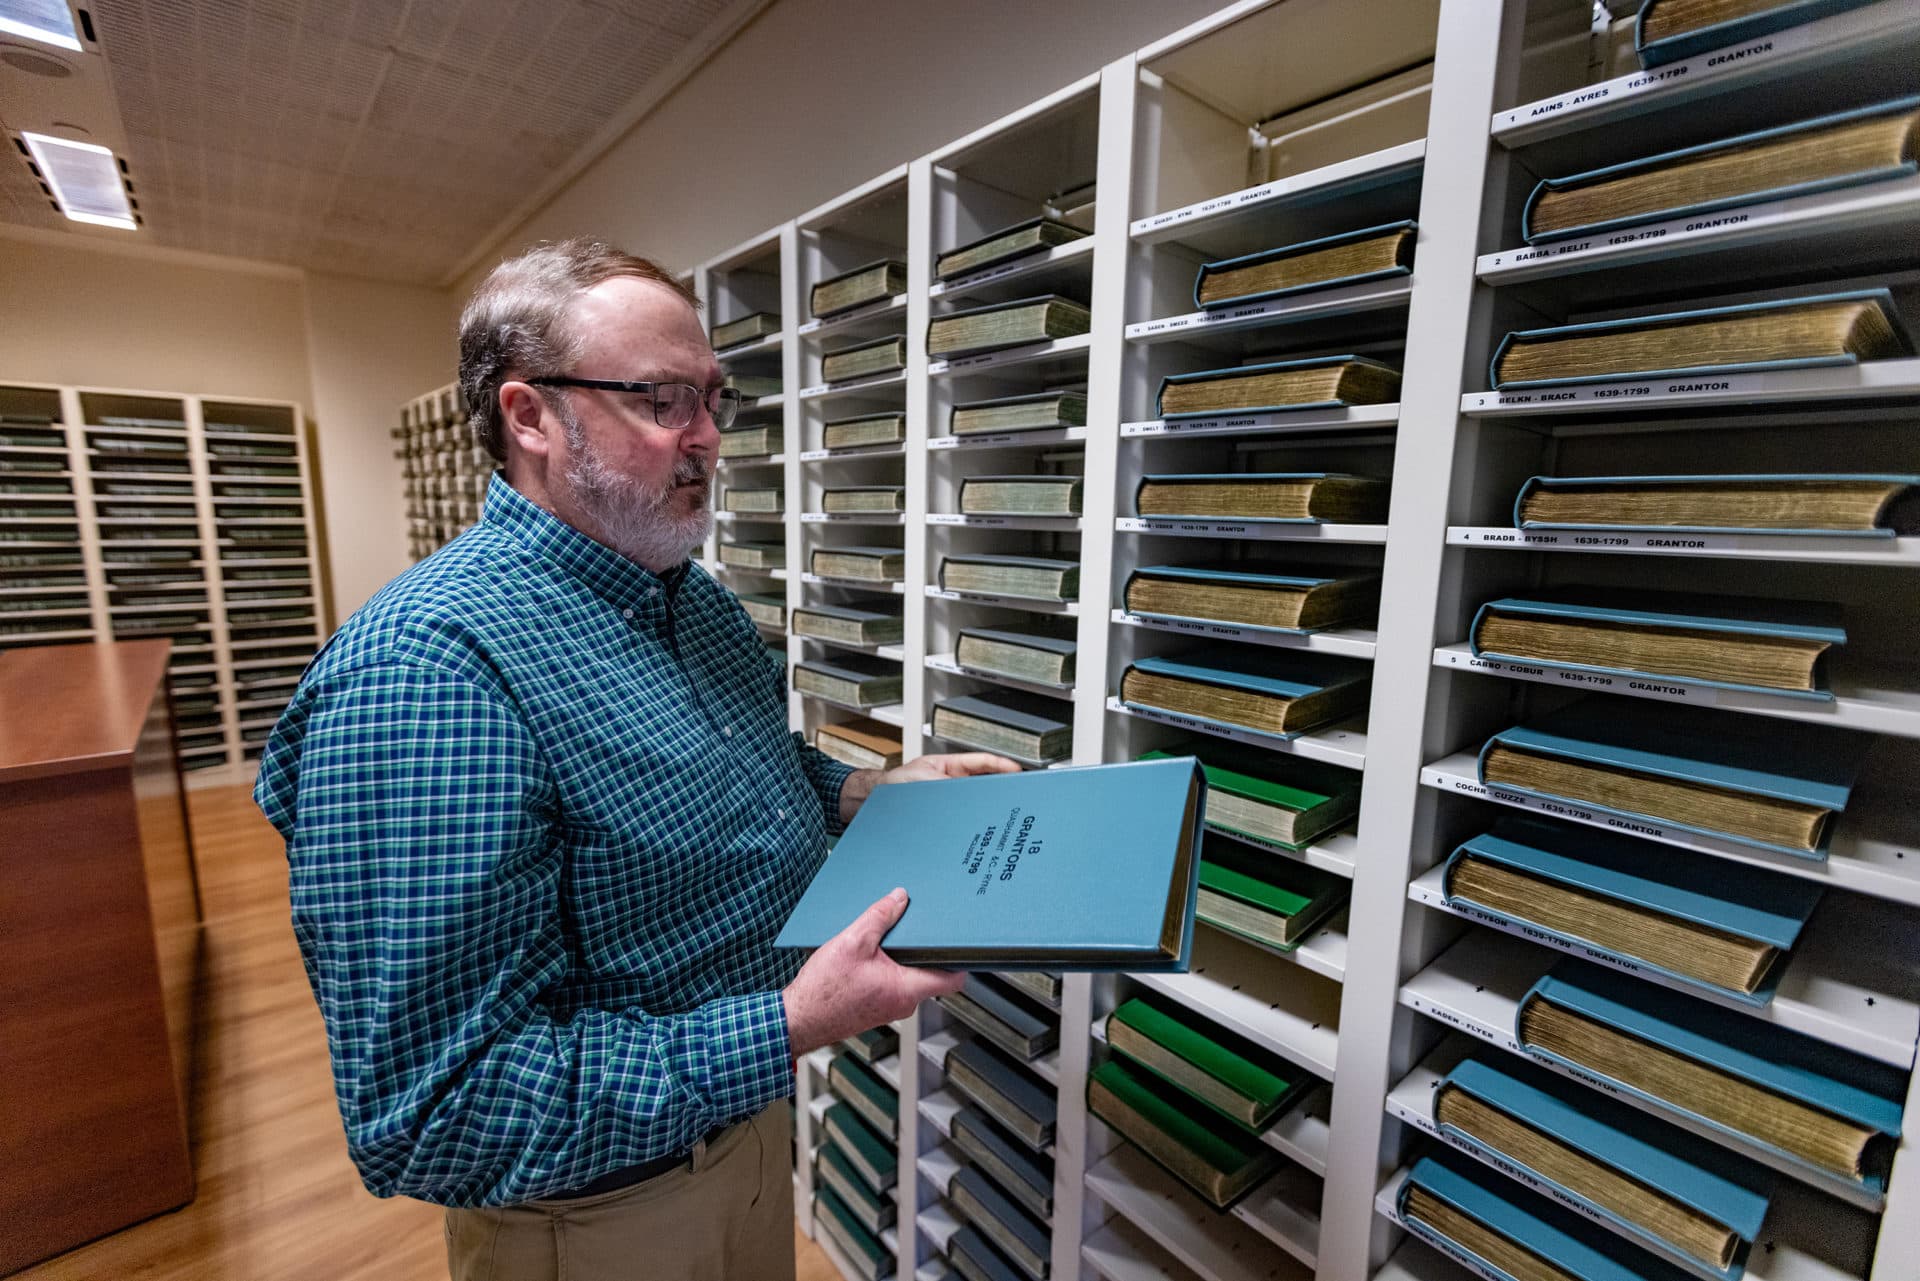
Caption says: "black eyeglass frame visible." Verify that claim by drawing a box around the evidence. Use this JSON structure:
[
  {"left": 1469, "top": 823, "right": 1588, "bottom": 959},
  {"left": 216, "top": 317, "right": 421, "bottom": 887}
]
[{"left": 524, "top": 376, "right": 741, "bottom": 430}]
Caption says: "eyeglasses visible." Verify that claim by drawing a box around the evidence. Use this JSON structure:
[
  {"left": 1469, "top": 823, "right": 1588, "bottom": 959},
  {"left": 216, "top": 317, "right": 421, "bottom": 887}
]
[{"left": 526, "top": 376, "right": 741, "bottom": 431}]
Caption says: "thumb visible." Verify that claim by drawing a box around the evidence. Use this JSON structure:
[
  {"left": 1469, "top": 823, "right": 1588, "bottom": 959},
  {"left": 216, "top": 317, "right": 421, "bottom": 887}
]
[{"left": 848, "top": 887, "right": 908, "bottom": 952}]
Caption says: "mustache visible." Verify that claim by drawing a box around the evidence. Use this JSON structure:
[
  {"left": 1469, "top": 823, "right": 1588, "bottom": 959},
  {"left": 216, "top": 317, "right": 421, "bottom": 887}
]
[{"left": 671, "top": 456, "right": 712, "bottom": 486}]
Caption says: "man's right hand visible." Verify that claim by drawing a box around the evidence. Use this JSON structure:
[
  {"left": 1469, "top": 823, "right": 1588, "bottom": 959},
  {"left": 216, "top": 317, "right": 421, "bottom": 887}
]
[{"left": 782, "top": 888, "right": 964, "bottom": 1057}]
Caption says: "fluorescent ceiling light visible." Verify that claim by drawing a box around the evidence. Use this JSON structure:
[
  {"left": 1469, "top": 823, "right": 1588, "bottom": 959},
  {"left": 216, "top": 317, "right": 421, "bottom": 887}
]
[
  {"left": 22, "top": 130, "right": 135, "bottom": 229},
  {"left": 0, "top": 0, "right": 81, "bottom": 51}
]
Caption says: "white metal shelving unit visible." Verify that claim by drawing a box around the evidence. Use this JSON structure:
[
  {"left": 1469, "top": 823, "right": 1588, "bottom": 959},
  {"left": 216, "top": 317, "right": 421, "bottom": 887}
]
[
  {"left": 2, "top": 380, "right": 325, "bottom": 787},
  {"left": 393, "top": 3, "right": 1920, "bottom": 1279}
]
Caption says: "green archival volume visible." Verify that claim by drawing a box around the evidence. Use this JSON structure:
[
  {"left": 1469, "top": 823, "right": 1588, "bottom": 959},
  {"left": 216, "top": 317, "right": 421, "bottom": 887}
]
[
  {"left": 958, "top": 474, "right": 1083, "bottom": 517},
  {"left": 841, "top": 1024, "right": 899, "bottom": 1065},
  {"left": 822, "top": 334, "right": 908, "bottom": 384},
  {"left": 776, "top": 756, "right": 1206, "bottom": 970},
  {"left": 936, "top": 216, "right": 1090, "bottom": 280},
  {"left": 1140, "top": 743, "right": 1359, "bottom": 851},
  {"left": 710, "top": 311, "right": 779, "bottom": 349},
  {"left": 822, "top": 1101, "right": 899, "bottom": 1193},
  {"left": 1105, "top": 996, "right": 1314, "bottom": 1130},
  {"left": 1197, "top": 838, "right": 1349, "bottom": 952},
  {"left": 813, "top": 1187, "right": 894, "bottom": 1281},
  {"left": 812, "top": 259, "right": 909, "bottom": 319},
  {"left": 1087, "top": 1056, "right": 1281, "bottom": 1209},
  {"left": 928, "top": 296, "right": 1092, "bottom": 359},
  {"left": 811, "top": 544, "right": 905, "bottom": 582},
  {"left": 950, "top": 391, "right": 1088, "bottom": 438},
  {"left": 829, "top": 1051, "right": 901, "bottom": 1140},
  {"left": 815, "top": 1142, "right": 896, "bottom": 1234}
]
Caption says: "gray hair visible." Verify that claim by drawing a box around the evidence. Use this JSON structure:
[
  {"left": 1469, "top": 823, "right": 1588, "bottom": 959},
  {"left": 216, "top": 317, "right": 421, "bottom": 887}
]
[{"left": 457, "top": 238, "right": 699, "bottom": 461}]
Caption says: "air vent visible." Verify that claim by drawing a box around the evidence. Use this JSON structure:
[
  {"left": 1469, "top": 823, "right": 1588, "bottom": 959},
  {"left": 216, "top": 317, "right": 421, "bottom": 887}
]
[
  {"left": 0, "top": 42, "right": 73, "bottom": 76},
  {"left": 20, "top": 131, "right": 136, "bottom": 229},
  {"left": 0, "top": 1, "right": 81, "bottom": 51}
]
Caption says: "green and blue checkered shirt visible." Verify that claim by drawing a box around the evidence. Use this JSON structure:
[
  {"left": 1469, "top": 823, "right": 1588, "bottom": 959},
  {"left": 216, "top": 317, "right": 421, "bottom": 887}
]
[{"left": 256, "top": 476, "right": 851, "bottom": 1207}]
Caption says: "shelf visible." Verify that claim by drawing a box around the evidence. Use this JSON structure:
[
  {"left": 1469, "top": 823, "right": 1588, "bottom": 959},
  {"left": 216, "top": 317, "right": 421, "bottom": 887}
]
[
  {"left": 715, "top": 331, "right": 783, "bottom": 360},
  {"left": 802, "top": 573, "right": 906, "bottom": 594},
  {"left": 1107, "top": 698, "right": 1367, "bottom": 770},
  {"left": 1113, "top": 610, "right": 1377, "bottom": 660},
  {"left": 928, "top": 334, "right": 1093, "bottom": 378},
  {"left": 716, "top": 453, "right": 787, "bottom": 469},
  {"left": 1434, "top": 644, "right": 1920, "bottom": 738},
  {"left": 799, "top": 444, "right": 908, "bottom": 462},
  {"left": 796, "top": 293, "right": 908, "bottom": 339},
  {"left": 1130, "top": 926, "right": 1341, "bottom": 1078},
  {"left": 917, "top": 1144, "right": 962, "bottom": 1199},
  {"left": 1406, "top": 875, "right": 1920, "bottom": 1067},
  {"left": 1370, "top": 1239, "right": 1467, "bottom": 1281},
  {"left": 1420, "top": 751, "right": 1920, "bottom": 908},
  {"left": 1491, "top": 2, "right": 1920, "bottom": 148},
  {"left": 924, "top": 653, "right": 1077, "bottom": 701},
  {"left": 796, "top": 634, "right": 905, "bottom": 661},
  {"left": 927, "top": 513, "right": 1082, "bottom": 532},
  {"left": 928, "top": 426, "right": 1088, "bottom": 451},
  {"left": 711, "top": 511, "right": 785, "bottom": 525},
  {"left": 1461, "top": 358, "right": 1920, "bottom": 418},
  {"left": 799, "top": 691, "right": 905, "bottom": 720},
  {"left": 1132, "top": 139, "right": 1426, "bottom": 247},
  {"left": 802, "top": 512, "right": 907, "bottom": 525},
  {"left": 798, "top": 372, "right": 908, "bottom": 402},
  {"left": 1117, "top": 517, "right": 1388, "bottom": 545},
  {"left": 1121, "top": 403, "right": 1399, "bottom": 440},
  {"left": 1385, "top": 1041, "right": 1871, "bottom": 1281},
  {"left": 928, "top": 236, "right": 1096, "bottom": 302},
  {"left": 1397, "top": 931, "right": 1886, "bottom": 1210},
  {"left": 1080, "top": 1216, "right": 1205, "bottom": 1281},
  {"left": 917, "top": 1088, "right": 962, "bottom": 1142},
  {"left": 918, "top": 1200, "right": 962, "bottom": 1255},
  {"left": 1476, "top": 177, "right": 1920, "bottom": 285},
  {"left": 1084, "top": 1145, "right": 1317, "bottom": 1281},
  {"left": 1210, "top": 914, "right": 1349, "bottom": 986},
  {"left": 1447, "top": 525, "right": 1920, "bottom": 566},
  {"left": 867, "top": 703, "right": 906, "bottom": 728},
  {"left": 1205, "top": 825, "right": 1359, "bottom": 881},
  {"left": 1126, "top": 279, "right": 1412, "bottom": 347},
  {"left": 919, "top": 1028, "right": 959, "bottom": 1072},
  {"left": 924, "top": 586, "right": 1079, "bottom": 615}
]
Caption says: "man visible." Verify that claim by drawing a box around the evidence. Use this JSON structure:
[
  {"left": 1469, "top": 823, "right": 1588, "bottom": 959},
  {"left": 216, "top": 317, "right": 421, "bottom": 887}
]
[{"left": 256, "top": 238, "right": 1016, "bottom": 1280}]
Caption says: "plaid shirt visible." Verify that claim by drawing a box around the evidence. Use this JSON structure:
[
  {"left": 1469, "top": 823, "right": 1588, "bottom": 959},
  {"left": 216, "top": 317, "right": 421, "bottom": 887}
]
[{"left": 256, "top": 476, "right": 851, "bottom": 1207}]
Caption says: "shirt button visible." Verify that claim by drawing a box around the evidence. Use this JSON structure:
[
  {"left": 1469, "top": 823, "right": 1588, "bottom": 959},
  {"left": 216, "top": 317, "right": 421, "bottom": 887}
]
[
  {"left": 622, "top": 608, "right": 634, "bottom": 620},
  {"left": 723, "top": 725, "right": 733, "bottom": 737},
  {"left": 778, "top": 809, "right": 787, "bottom": 820}
]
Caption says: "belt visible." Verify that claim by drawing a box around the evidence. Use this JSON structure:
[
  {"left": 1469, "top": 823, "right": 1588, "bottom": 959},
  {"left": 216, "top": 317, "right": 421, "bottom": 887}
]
[{"left": 547, "top": 1123, "right": 729, "bottom": 1201}]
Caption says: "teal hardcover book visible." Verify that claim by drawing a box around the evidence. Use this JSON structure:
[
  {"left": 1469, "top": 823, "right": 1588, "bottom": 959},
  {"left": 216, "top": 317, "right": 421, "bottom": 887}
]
[
  {"left": 1635, "top": 0, "right": 1878, "bottom": 67},
  {"left": 1511, "top": 473, "right": 1920, "bottom": 537},
  {"left": 1488, "top": 289, "right": 1913, "bottom": 390},
  {"left": 1400, "top": 1151, "right": 1696, "bottom": 1281},
  {"left": 1517, "top": 960, "right": 1906, "bottom": 1193},
  {"left": 1523, "top": 95, "right": 1920, "bottom": 242},
  {"left": 1478, "top": 697, "right": 1872, "bottom": 857},
  {"left": 1445, "top": 816, "right": 1822, "bottom": 1004},
  {"left": 1469, "top": 587, "right": 1845, "bottom": 699},
  {"left": 775, "top": 757, "right": 1206, "bottom": 969},
  {"left": 1435, "top": 1054, "right": 1771, "bottom": 1279}
]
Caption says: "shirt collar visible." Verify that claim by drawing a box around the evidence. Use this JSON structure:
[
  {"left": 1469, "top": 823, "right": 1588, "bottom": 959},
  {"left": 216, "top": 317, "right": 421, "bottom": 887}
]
[{"left": 483, "top": 474, "right": 689, "bottom": 619}]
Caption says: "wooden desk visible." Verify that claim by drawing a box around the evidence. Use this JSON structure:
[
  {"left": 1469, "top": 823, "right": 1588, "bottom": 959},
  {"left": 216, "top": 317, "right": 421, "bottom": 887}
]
[{"left": 0, "top": 640, "right": 200, "bottom": 1272}]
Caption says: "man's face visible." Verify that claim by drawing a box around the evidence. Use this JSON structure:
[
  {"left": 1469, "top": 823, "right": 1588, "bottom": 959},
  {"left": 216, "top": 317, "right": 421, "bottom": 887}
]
[{"left": 545, "top": 276, "right": 722, "bottom": 569}]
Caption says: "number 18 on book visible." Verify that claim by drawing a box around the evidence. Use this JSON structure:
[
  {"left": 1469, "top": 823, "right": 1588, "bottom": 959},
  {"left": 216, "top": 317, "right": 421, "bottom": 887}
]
[{"left": 776, "top": 757, "right": 1207, "bottom": 971}]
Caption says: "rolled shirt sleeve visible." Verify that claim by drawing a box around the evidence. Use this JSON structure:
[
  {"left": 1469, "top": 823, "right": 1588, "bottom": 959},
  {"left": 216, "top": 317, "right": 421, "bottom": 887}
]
[{"left": 792, "top": 733, "right": 858, "bottom": 835}]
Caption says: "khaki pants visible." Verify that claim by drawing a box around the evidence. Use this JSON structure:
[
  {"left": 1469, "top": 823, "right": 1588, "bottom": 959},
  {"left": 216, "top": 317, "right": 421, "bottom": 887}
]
[{"left": 445, "top": 1102, "right": 794, "bottom": 1281}]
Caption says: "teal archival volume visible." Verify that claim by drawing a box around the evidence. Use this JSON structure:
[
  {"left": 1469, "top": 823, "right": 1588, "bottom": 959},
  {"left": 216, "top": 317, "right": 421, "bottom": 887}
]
[{"left": 775, "top": 757, "right": 1205, "bottom": 969}]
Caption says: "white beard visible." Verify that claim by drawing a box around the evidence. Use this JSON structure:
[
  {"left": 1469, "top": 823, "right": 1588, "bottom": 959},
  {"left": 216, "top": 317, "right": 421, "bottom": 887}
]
[{"left": 560, "top": 408, "right": 712, "bottom": 569}]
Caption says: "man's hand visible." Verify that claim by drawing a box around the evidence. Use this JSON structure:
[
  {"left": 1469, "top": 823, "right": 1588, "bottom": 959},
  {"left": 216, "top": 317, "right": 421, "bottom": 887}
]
[
  {"left": 838, "top": 751, "right": 1022, "bottom": 825},
  {"left": 783, "top": 889, "right": 964, "bottom": 1057}
]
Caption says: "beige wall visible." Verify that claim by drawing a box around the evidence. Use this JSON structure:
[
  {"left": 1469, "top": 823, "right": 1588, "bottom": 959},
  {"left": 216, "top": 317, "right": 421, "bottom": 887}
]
[
  {"left": 301, "top": 274, "right": 459, "bottom": 618},
  {"left": 454, "top": 0, "right": 1226, "bottom": 291},
  {"left": 0, "top": 231, "right": 454, "bottom": 622}
]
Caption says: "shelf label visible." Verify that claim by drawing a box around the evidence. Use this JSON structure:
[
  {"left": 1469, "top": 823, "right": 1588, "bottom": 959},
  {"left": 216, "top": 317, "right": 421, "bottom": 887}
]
[
  {"left": 1121, "top": 406, "right": 1384, "bottom": 437},
  {"left": 1449, "top": 525, "right": 1909, "bottom": 559},
  {"left": 797, "top": 297, "right": 897, "bottom": 333},
  {"left": 928, "top": 338, "right": 1079, "bottom": 376},
  {"left": 1130, "top": 142, "right": 1423, "bottom": 236},
  {"left": 1439, "top": 648, "right": 1754, "bottom": 706},
  {"left": 797, "top": 371, "right": 903, "bottom": 399},
  {"left": 1125, "top": 279, "right": 1407, "bottom": 340}
]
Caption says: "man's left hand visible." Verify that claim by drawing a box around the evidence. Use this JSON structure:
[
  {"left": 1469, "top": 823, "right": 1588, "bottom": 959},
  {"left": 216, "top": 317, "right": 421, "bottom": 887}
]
[{"left": 838, "top": 752, "right": 1021, "bottom": 824}]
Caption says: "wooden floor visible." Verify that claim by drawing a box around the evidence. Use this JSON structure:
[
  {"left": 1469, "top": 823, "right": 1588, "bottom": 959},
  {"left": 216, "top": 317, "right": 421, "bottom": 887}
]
[{"left": 21, "top": 784, "right": 838, "bottom": 1281}]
